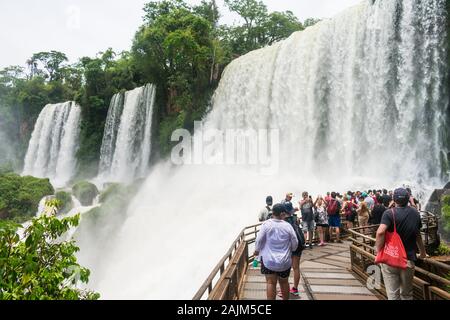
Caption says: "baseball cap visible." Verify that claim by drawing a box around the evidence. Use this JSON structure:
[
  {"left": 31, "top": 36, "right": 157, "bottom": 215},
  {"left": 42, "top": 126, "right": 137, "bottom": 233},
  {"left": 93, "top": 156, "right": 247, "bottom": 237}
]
[
  {"left": 284, "top": 202, "right": 295, "bottom": 215},
  {"left": 266, "top": 196, "right": 273, "bottom": 206},
  {"left": 394, "top": 188, "right": 409, "bottom": 201},
  {"left": 272, "top": 203, "right": 287, "bottom": 215}
]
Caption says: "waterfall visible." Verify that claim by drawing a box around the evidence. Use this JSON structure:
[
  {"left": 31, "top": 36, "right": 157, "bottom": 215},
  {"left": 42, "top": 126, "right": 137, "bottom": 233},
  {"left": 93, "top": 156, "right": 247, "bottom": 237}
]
[
  {"left": 98, "top": 84, "right": 156, "bottom": 184},
  {"left": 98, "top": 94, "right": 124, "bottom": 175},
  {"left": 23, "top": 102, "right": 81, "bottom": 188},
  {"left": 76, "top": 0, "right": 449, "bottom": 299}
]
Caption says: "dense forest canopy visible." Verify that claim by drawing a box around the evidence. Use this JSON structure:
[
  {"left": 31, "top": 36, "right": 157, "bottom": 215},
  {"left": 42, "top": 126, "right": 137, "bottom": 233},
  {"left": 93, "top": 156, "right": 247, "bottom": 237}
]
[{"left": 0, "top": 0, "right": 318, "bottom": 178}]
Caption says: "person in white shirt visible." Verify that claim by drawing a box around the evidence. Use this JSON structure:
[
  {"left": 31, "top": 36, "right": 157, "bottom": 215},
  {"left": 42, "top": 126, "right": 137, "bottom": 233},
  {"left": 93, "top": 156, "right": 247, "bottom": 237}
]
[{"left": 254, "top": 203, "right": 299, "bottom": 300}]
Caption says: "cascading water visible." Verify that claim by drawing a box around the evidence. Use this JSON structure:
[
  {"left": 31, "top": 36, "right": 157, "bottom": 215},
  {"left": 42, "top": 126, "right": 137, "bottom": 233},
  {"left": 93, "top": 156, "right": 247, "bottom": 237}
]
[
  {"left": 76, "top": 0, "right": 449, "bottom": 299},
  {"left": 22, "top": 102, "right": 81, "bottom": 187},
  {"left": 98, "top": 84, "right": 156, "bottom": 184},
  {"left": 98, "top": 94, "right": 124, "bottom": 176}
]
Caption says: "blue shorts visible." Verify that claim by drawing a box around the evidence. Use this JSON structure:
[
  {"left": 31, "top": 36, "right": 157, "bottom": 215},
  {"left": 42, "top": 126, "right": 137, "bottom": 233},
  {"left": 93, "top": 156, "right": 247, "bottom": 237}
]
[{"left": 328, "top": 215, "right": 341, "bottom": 228}]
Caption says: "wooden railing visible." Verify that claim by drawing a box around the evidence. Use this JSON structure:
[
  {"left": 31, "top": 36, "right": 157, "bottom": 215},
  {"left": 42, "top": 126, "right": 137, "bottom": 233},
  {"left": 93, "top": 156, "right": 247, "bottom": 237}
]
[
  {"left": 193, "top": 223, "right": 261, "bottom": 300},
  {"left": 348, "top": 221, "right": 450, "bottom": 300}
]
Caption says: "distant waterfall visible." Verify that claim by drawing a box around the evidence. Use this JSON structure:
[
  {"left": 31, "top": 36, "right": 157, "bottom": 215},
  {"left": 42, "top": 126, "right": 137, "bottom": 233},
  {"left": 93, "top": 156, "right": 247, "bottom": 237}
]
[
  {"left": 23, "top": 102, "right": 81, "bottom": 187},
  {"left": 98, "top": 93, "right": 124, "bottom": 174},
  {"left": 98, "top": 84, "right": 156, "bottom": 183}
]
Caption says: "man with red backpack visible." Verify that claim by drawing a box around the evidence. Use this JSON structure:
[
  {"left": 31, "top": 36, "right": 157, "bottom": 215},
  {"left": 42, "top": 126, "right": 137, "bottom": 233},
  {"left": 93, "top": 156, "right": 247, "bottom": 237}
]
[
  {"left": 326, "top": 192, "right": 342, "bottom": 243},
  {"left": 375, "top": 188, "right": 427, "bottom": 300}
]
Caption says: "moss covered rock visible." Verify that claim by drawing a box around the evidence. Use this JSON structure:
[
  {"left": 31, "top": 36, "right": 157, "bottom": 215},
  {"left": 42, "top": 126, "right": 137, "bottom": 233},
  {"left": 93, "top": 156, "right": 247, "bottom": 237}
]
[
  {"left": 0, "top": 173, "right": 54, "bottom": 222},
  {"left": 72, "top": 181, "right": 99, "bottom": 206},
  {"left": 55, "top": 191, "right": 73, "bottom": 214}
]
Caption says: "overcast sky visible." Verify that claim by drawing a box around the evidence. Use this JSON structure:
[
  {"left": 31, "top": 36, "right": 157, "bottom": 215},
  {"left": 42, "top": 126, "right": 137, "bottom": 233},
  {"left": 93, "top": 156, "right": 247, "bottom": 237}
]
[{"left": 0, "top": 0, "right": 362, "bottom": 69}]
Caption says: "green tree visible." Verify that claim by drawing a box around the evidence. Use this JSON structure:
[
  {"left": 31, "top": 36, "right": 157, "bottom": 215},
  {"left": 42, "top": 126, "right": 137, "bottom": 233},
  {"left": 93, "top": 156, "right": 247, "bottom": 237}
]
[
  {"left": 0, "top": 207, "right": 99, "bottom": 300},
  {"left": 303, "top": 18, "right": 321, "bottom": 28},
  {"left": 194, "top": 0, "right": 220, "bottom": 28},
  {"left": 0, "top": 173, "right": 54, "bottom": 222},
  {"left": 224, "top": 0, "right": 303, "bottom": 54},
  {"left": 263, "top": 11, "right": 304, "bottom": 45},
  {"left": 27, "top": 51, "right": 69, "bottom": 82},
  {"left": 133, "top": 1, "right": 226, "bottom": 155},
  {"left": 224, "top": 0, "right": 269, "bottom": 52}
]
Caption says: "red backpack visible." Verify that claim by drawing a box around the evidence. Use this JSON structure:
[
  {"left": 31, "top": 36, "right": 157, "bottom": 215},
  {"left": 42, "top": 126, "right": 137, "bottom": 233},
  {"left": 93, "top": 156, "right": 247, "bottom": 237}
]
[
  {"left": 327, "top": 199, "right": 338, "bottom": 215},
  {"left": 375, "top": 209, "right": 407, "bottom": 269}
]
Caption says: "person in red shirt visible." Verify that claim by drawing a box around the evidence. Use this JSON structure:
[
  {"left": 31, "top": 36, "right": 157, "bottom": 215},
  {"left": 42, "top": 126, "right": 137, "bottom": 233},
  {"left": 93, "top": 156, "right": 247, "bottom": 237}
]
[{"left": 343, "top": 195, "right": 357, "bottom": 229}]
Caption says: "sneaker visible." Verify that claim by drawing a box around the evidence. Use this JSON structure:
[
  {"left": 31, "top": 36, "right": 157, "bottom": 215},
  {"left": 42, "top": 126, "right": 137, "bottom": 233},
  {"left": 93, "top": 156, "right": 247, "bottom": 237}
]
[
  {"left": 290, "top": 287, "right": 299, "bottom": 296},
  {"left": 318, "top": 242, "right": 324, "bottom": 247}
]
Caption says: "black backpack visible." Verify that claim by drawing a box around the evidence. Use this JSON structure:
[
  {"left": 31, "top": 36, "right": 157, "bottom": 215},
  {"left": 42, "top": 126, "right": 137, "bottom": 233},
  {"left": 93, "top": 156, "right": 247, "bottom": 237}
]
[{"left": 291, "top": 221, "right": 306, "bottom": 251}]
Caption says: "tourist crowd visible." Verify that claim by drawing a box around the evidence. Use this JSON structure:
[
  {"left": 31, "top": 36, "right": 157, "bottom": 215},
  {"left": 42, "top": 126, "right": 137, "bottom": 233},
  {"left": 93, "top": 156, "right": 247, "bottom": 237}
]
[{"left": 255, "top": 187, "right": 426, "bottom": 300}]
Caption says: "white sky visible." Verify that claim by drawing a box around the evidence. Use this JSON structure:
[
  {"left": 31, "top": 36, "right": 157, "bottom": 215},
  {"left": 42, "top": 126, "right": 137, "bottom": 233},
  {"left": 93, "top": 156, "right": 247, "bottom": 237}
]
[{"left": 0, "top": 0, "right": 362, "bottom": 69}]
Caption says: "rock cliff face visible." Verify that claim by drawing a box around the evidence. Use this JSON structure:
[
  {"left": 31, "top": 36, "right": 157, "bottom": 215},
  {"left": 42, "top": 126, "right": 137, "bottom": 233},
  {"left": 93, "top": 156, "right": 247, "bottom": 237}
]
[{"left": 426, "top": 183, "right": 450, "bottom": 242}]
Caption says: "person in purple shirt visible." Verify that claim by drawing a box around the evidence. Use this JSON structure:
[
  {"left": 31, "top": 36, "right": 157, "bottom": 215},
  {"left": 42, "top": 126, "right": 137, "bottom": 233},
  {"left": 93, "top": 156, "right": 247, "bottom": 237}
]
[{"left": 254, "top": 203, "right": 299, "bottom": 300}]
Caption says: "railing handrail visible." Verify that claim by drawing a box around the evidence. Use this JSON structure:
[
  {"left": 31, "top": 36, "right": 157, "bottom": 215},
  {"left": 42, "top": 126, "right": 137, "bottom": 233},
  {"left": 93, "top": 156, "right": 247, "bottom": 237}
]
[
  {"left": 348, "top": 225, "right": 450, "bottom": 295},
  {"left": 193, "top": 223, "right": 262, "bottom": 300}
]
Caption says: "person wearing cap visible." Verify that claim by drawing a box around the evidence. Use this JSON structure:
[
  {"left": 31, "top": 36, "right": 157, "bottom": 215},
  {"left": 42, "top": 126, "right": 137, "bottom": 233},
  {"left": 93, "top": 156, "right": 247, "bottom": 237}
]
[
  {"left": 281, "top": 192, "right": 299, "bottom": 224},
  {"left": 254, "top": 203, "right": 299, "bottom": 300},
  {"left": 259, "top": 196, "right": 273, "bottom": 222},
  {"left": 376, "top": 188, "right": 428, "bottom": 300}
]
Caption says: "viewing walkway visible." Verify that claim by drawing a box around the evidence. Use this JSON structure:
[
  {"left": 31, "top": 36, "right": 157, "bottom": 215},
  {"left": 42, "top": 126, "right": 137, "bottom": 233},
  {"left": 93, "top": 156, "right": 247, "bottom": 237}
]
[
  {"left": 194, "top": 217, "right": 450, "bottom": 301},
  {"left": 242, "top": 241, "right": 380, "bottom": 300}
]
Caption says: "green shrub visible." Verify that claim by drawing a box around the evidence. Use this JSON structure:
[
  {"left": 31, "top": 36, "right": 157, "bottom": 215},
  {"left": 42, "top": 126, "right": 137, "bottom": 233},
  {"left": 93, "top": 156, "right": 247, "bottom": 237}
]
[
  {"left": 433, "top": 243, "right": 450, "bottom": 256},
  {"left": 0, "top": 163, "right": 14, "bottom": 175},
  {"left": 72, "top": 181, "right": 99, "bottom": 206},
  {"left": 55, "top": 191, "right": 73, "bottom": 214},
  {"left": 75, "top": 182, "right": 139, "bottom": 241},
  {"left": 0, "top": 212, "right": 99, "bottom": 300},
  {"left": 0, "top": 173, "right": 54, "bottom": 222}
]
